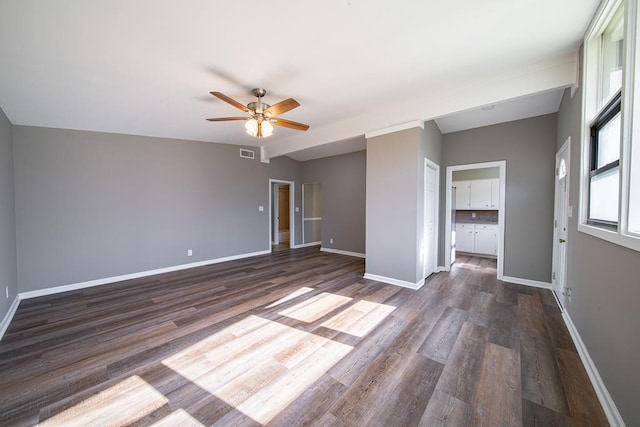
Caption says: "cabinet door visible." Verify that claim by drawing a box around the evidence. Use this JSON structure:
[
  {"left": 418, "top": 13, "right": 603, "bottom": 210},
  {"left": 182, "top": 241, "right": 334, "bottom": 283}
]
[
  {"left": 469, "top": 179, "right": 492, "bottom": 209},
  {"left": 489, "top": 178, "right": 500, "bottom": 209},
  {"left": 454, "top": 181, "right": 471, "bottom": 210},
  {"left": 475, "top": 228, "right": 497, "bottom": 255},
  {"left": 455, "top": 225, "right": 474, "bottom": 253}
]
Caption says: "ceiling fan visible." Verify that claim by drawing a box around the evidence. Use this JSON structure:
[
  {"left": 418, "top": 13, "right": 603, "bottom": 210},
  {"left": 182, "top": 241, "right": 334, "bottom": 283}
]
[{"left": 207, "top": 88, "right": 310, "bottom": 138}]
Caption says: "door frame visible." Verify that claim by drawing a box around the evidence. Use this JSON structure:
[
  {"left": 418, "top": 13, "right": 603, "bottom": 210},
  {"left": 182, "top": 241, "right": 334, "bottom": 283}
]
[
  {"left": 424, "top": 158, "right": 440, "bottom": 278},
  {"left": 551, "top": 137, "right": 571, "bottom": 309},
  {"left": 269, "top": 179, "right": 295, "bottom": 250},
  {"left": 444, "top": 160, "right": 506, "bottom": 279}
]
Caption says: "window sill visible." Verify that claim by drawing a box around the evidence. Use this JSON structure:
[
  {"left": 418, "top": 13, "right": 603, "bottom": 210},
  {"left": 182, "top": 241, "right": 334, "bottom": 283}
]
[{"left": 577, "top": 223, "right": 640, "bottom": 253}]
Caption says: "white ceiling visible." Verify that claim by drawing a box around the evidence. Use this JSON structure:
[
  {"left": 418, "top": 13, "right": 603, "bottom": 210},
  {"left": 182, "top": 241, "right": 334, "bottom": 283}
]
[{"left": 0, "top": 1, "right": 600, "bottom": 160}]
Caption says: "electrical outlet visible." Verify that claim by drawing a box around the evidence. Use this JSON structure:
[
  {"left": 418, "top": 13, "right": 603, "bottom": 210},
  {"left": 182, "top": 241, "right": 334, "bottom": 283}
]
[
  {"left": 187, "top": 249, "right": 193, "bottom": 257},
  {"left": 258, "top": 206, "right": 264, "bottom": 212},
  {"left": 471, "top": 212, "right": 477, "bottom": 218},
  {"left": 330, "top": 238, "right": 334, "bottom": 244},
  {"left": 295, "top": 207, "right": 300, "bottom": 212}
]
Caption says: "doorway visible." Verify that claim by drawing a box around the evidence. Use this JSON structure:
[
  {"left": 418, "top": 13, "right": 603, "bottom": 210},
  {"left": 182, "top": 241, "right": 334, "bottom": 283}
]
[
  {"left": 269, "top": 179, "right": 295, "bottom": 250},
  {"left": 444, "top": 161, "right": 506, "bottom": 279},
  {"left": 551, "top": 138, "right": 570, "bottom": 309}
]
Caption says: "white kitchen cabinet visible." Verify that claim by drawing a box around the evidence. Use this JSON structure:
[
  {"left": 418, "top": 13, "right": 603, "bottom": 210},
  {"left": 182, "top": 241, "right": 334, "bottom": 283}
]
[
  {"left": 455, "top": 223, "right": 475, "bottom": 253},
  {"left": 469, "top": 179, "right": 492, "bottom": 209},
  {"left": 454, "top": 179, "right": 499, "bottom": 210},
  {"left": 455, "top": 223, "right": 498, "bottom": 256},
  {"left": 453, "top": 180, "right": 471, "bottom": 210},
  {"left": 474, "top": 224, "right": 498, "bottom": 256},
  {"left": 489, "top": 178, "right": 499, "bottom": 209}
]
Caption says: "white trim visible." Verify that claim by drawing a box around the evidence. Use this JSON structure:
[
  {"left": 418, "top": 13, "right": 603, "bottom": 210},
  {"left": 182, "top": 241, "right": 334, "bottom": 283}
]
[
  {"left": 363, "top": 273, "right": 424, "bottom": 289},
  {"left": 578, "top": 0, "right": 640, "bottom": 254},
  {"left": 260, "top": 146, "right": 270, "bottom": 163},
  {"left": 423, "top": 158, "right": 440, "bottom": 278},
  {"left": 320, "top": 247, "right": 366, "bottom": 258},
  {"left": 438, "top": 265, "right": 447, "bottom": 272},
  {"left": 501, "top": 275, "right": 552, "bottom": 290},
  {"left": 269, "top": 179, "right": 295, "bottom": 250},
  {"left": 444, "top": 160, "right": 506, "bottom": 279},
  {"left": 303, "top": 217, "right": 322, "bottom": 221},
  {"left": 365, "top": 120, "right": 425, "bottom": 139},
  {"left": 561, "top": 310, "right": 626, "bottom": 427},
  {"left": 18, "top": 250, "right": 270, "bottom": 300},
  {"left": 577, "top": 222, "right": 640, "bottom": 252},
  {"left": 293, "top": 241, "right": 321, "bottom": 248},
  {"left": 0, "top": 296, "right": 21, "bottom": 341}
]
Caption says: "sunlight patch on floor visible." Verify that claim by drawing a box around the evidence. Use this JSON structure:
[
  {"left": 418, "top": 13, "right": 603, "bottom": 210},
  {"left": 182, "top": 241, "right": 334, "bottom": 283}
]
[
  {"left": 277, "top": 292, "right": 352, "bottom": 323},
  {"left": 266, "top": 286, "right": 315, "bottom": 308},
  {"left": 321, "top": 299, "right": 396, "bottom": 337},
  {"left": 39, "top": 375, "right": 169, "bottom": 427},
  {"left": 163, "top": 315, "right": 353, "bottom": 424}
]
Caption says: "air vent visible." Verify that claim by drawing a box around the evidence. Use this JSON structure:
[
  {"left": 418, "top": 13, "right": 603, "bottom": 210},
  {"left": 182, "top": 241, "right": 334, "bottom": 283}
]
[{"left": 239, "top": 149, "right": 255, "bottom": 160}]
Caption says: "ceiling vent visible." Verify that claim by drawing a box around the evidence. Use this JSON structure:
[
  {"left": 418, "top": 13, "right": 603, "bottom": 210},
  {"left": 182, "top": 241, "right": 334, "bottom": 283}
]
[{"left": 239, "top": 148, "right": 255, "bottom": 160}]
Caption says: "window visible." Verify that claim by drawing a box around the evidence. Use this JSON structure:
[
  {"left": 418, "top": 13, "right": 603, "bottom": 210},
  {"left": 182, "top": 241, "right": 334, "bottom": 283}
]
[
  {"left": 581, "top": 0, "right": 640, "bottom": 252},
  {"left": 588, "top": 93, "right": 621, "bottom": 227}
]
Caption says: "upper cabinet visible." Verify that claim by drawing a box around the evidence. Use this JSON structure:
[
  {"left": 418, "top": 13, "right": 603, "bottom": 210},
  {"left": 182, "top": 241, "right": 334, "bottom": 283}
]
[{"left": 454, "top": 178, "right": 499, "bottom": 210}]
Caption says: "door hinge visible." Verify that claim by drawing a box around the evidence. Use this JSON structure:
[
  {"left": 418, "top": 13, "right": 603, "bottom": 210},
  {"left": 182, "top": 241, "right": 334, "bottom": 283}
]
[
  {"left": 552, "top": 271, "right": 556, "bottom": 281},
  {"left": 554, "top": 219, "right": 557, "bottom": 228}
]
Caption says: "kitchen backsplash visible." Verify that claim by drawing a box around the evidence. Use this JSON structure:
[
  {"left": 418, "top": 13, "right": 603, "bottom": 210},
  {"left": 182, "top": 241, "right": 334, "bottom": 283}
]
[{"left": 456, "top": 210, "right": 498, "bottom": 223}]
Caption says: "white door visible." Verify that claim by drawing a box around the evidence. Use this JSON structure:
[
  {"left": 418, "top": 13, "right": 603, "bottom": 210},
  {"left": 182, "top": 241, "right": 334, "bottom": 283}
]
[
  {"left": 552, "top": 140, "right": 570, "bottom": 309},
  {"left": 424, "top": 165, "right": 436, "bottom": 277}
]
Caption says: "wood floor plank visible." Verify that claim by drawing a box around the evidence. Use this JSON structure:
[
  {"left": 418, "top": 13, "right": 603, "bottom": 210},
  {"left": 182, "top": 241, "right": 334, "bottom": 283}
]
[
  {"left": 555, "top": 348, "right": 609, "bottom": 426},
  {"left": 518, "top": 293, "right": 570, "bottom": 415},
  {"left": 419, "top": 390, "right": 474, "bottom": 426},
  {"left": 417, "top": 307, "right": 468, "bottom": 363},
  {"left": 0, "top": 249, "right": 607, "bottom": 426},
  {"left": 434, "top": 321, "right": 489, "bottom": 403},
  {"left": 471, "top": 342, "right": 522, "bottom": 426}
]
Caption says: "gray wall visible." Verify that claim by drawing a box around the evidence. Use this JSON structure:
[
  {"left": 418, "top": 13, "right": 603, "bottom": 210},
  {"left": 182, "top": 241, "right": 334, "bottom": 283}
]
[
  {"left": 453, "top": 167, "right": 499, "bottom": 180},
  {"left": 13, "top": 126, "right": 302, "bottom": 292},
  {"left": 366, "top": 123, "right": 442, "bottom": 284},
  {"left": 366, "top": 128, "right": 420, "bottom": 283},
  {"left": 0, "top": 106, "right": 17, "bottom": 324},
  {"left": 443, "top": 114, "right": 557, "bottom": 282},
  {"left": 557, "top": 85, "right": 640, "bottom": 425},
  {"left": 301, "top": 151, "right": 366, "bottom": 254},
  {"left": 419, "top": 121, "right": 443, "bottom": 273}
]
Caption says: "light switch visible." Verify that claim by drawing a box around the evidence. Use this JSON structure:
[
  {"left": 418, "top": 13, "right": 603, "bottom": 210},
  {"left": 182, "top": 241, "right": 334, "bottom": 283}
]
[{"left": 259, "top": 206, "right": 264, "bottom": 212}]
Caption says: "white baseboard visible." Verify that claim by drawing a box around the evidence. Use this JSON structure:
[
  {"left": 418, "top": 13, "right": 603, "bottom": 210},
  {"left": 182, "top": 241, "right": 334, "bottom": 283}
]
[
  {"left": 363, "top": 273, "right": 424, "bottom": 290},
  {"left": 292, "top": 241, "right": 321, "bottom": 249},
  {"left": 0, "top": 295, "right": 21, "bottom": 341},
  {"left": 320, "top": 247, "right": 366, "bottom": 259},
  {"left": 502, "top": 275, "right": 552, "bottom": 289},
  {"left": 18, "top": 249, "right": 271, "bottom": 300},
  {"left": 561, "top": 310, "right": 625, "bottom": 427},
  {"left": 438, "top": 265, "right": 447, "bottom": 272}
]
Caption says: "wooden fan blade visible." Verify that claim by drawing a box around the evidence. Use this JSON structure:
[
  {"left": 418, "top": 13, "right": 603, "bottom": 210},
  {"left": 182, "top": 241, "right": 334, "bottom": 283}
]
[
  {"left": 271, "top": 118, "right": 310, "bottom": 131},
  {"left": 206, "top": 117, "right": 248, "bottom": 122},
  {"left": 210, "top": 92, "right": 250, "bottom": 113},
  {"left": 264, "top": 98, "right": 300, "bottom": 116}
]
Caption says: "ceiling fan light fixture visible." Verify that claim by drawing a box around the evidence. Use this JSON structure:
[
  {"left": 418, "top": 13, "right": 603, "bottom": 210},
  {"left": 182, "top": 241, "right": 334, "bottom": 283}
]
[
  {"left": 261, "top": 120, "right": 273, "bottom": 137},
  {"left": 209, "top": 88, "right": 309, "bottom": 137},
  {"left": 245, "top": 118, "right": 258, "bottom": 137}
]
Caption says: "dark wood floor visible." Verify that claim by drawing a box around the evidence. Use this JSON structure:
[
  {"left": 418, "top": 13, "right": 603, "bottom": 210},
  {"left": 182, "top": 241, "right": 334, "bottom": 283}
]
[{"left": 0, "top": 248, "right": 608, "bottom": 426}]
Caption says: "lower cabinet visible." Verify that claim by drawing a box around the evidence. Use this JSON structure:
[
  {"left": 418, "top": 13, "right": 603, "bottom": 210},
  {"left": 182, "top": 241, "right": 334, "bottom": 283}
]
[{"left": 455, "top": 223, "right": 497, "bottom": 256}]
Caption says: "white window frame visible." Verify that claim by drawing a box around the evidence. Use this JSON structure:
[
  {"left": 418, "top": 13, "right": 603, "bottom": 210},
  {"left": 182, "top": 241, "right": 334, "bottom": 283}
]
[{"left": 580, "top": 0, "right": 640, "bottom": 252}]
